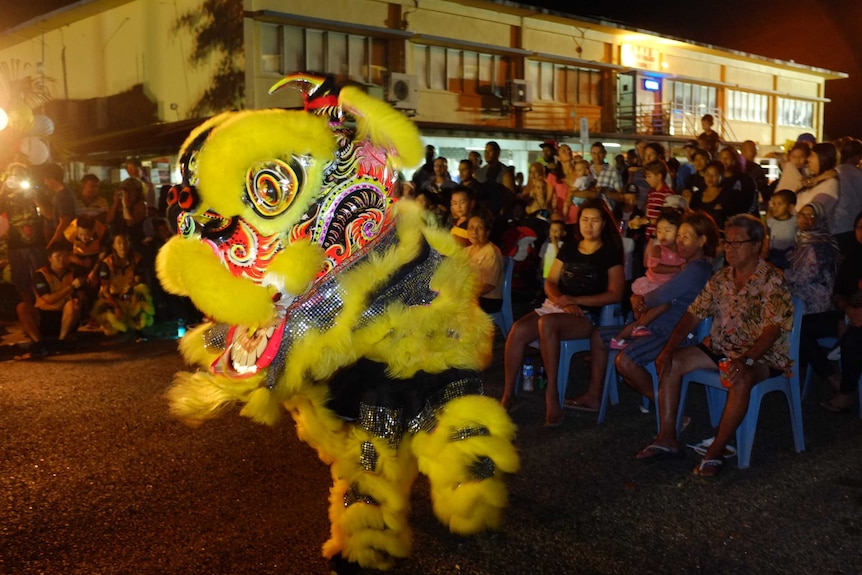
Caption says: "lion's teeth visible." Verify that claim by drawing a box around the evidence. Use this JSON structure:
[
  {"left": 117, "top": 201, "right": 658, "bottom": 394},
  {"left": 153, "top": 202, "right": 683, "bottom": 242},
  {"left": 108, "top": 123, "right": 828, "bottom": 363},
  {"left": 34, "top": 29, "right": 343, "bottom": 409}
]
[
  {"left": 256, "top": 336, "right": 267, "bottom": 358},
  {"left": 247, "top": 346, "right": 258, "bottom": 364},
  {"left": 265, "top": 326, "right": 275, "bottom": 337}
]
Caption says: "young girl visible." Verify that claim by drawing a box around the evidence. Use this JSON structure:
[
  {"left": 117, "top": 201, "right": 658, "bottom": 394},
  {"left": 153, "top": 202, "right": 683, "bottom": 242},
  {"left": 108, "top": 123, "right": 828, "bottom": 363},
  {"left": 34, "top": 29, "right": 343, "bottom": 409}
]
[
  {"left": 520, "top": 162, "right": 553, "bottom": 215},
  {"left": 91, "top": 234, "right": 155, "bottom": 337},
  {"left": 538, "top": 219, "right": 566, "bottom": 283},
  {"left": 447, "top": 186, "right": 474, "bottom": 247},
  {"left": 611, "top": 207, "right": 685, "bottom": 348}
]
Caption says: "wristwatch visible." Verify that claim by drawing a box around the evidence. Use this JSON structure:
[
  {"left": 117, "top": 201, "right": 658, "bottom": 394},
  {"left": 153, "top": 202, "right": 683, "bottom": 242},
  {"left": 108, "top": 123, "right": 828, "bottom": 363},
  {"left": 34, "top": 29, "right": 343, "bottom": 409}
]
[{"left": 743, "top": 356, "right": 755, "bottom": 367}]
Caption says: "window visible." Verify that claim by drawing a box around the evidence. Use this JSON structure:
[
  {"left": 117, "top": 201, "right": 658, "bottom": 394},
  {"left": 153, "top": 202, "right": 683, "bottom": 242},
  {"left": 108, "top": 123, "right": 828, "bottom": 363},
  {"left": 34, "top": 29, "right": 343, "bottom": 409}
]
[
  {"left": 726, "top": 90, "right": 768, "bottom": 124},
  {"left": 667, "top": 81, "right": 716, "bottom": 112},
  {"left": 777, "top": 98, "right": 814, "bottom": 128},
  {"left": 260, "top": 24, "right": 387, "bottom": 84},
  {"left": 526, "top": 61, "right": 602, "bottom": 104},
  {"left": 413, "top": 45, "right": 510, "bottom": 93}
]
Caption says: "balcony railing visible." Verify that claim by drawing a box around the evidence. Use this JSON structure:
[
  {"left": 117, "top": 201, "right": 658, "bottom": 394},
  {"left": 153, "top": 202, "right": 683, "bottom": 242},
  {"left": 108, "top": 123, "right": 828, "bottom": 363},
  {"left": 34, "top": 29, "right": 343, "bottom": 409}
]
[{"left": 616, "top": 103, "right": 737, "bottom": 142}]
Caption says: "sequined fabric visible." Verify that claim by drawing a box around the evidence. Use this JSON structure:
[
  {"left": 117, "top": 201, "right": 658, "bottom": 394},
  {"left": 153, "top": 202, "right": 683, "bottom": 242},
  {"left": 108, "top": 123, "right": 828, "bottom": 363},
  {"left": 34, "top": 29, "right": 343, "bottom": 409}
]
[
  {"left": 202, "top": 323, "right": 230, "bottom": 353},
  {"left": 360, "top": 440, "right": 378, "bottom": 471},
  {"left": 449, "top": 426, "right": 490, "bottom": 442},
  {"left": 343, "top": 484, "right": 378, "bottom": 508},
  {"left": 469, "top": 456, "right": 496, "bottom": 480},
  {"left": 359, "top": 403, "right": 403, "bottom": 449},
  {"left": 406, "top": 377, "right": 484, "bottom": 435}
]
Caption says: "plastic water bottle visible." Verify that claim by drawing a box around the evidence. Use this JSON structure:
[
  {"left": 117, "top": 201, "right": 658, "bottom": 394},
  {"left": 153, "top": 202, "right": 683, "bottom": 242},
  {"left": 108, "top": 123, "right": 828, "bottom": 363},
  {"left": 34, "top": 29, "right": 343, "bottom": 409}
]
[
  {"left": 176, "top": 318, "right": 186, "bottom": 339},
  {"left": 537, "top": 365, "right": 547, "bottom": 391},
  {"left": 522, "top": 358, "right": 534, "bottom": 392}
]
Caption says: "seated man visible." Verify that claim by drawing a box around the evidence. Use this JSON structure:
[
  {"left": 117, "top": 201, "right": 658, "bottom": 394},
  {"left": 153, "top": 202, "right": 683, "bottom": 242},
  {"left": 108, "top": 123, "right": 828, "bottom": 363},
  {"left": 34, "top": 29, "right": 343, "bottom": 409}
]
[
  {"left": 635, "top": 214, "right": 794, "bottom": 477},
  {"left": 17, "top": 239, "right": 84, "bottom": 357}
]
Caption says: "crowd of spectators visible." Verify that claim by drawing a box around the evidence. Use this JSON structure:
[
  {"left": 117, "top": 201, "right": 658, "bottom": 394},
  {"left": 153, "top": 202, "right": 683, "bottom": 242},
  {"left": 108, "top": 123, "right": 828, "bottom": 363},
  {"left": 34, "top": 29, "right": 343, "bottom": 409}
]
[
  {"left": 399, "top": 126, "right": 862, "bottom": 477},
  {"left": 0, "top": 158, "right": 189, "bottom": 357}
]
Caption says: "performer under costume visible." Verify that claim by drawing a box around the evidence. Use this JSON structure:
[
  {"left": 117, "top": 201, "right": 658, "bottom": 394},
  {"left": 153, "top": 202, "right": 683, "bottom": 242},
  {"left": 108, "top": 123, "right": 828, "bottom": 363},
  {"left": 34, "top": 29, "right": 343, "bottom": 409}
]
[{"left": 156, "top": 74, "right": 519, "bottom": 572}]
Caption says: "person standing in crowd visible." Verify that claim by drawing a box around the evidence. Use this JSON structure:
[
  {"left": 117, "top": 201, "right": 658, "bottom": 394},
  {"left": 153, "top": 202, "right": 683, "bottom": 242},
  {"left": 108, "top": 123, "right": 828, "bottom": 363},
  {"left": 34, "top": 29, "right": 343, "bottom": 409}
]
[
  {"left": 765, "top": 189, "right": 797, "bottom": 269},
  {"left": 468, "top": 150, "right": 482, "bottom": 171},
  {"left": 718, "top": 146, "right": 758, "bottom": 218},
  {"left": 833, "top": 139, "right": 862, "bottom": 252},
  {"left": 681, "top": 148, "right": 711, "bottom": 205},
  {"left": 636, "top": 214, "right": 793, "bottom": 478},
  {"left": 40, "top": 163, "right": 76, "bottom": 246},
  {"left": 108, "top": 178, "right": 148, "bottom": 251},
  {"left": 775, "top": 141, "right": 811, "bottom": 193},
  {"left": 539, "top": 140, "right": 557, "bottom": 174},
  {"left": 547, "top": 144, "right": 581, "bottom": 228},
  {"left": 589, "top": 142, "right": 624, "bottom": 205},
  {"left": 476, "top": 141, "right": 514, "bottom": 216},
  {"left": 76, "top": 174, "right": 109, "bottom": 223},
  {"left": 740, "top": 140, "right": 769, "bottom": 206},
  {"left": 421, "top": 157, "right": 457, "bottom": 207},
  {"left": 697, "top": 114, "right": 721, "bottom": 159},
  {"left": 796, "top": 142, "right": 840, "bottom": 231},
  {"left": 124, "top": 157, "right": 157, "bottom": 216},
  {"left": 411, "top": 145, "right": 436, "bottom": 192},
  {"left": 627, "top": 160, "right": 673, "bottom": 238},
  {"left": 689, "top": 161, "right": 730, "bottom": 230},
  {"left": 520, "top": 161, "right": 553, "bottom": 216},
  {"left": 0, "top": 163, "right": 50, "bottom": 307},
  {"left": 457, "top": 159, "right": 486, "bottom": 209},
  {"left": 676, "top": 140, "right": 699, "bottom": 193}
]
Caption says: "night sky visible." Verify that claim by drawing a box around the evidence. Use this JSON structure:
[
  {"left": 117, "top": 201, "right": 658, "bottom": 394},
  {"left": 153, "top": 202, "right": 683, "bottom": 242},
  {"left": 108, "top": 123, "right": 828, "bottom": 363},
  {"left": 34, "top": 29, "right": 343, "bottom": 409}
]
[{"left": 5, "top": 0, "right": 860, "bottom": 138}]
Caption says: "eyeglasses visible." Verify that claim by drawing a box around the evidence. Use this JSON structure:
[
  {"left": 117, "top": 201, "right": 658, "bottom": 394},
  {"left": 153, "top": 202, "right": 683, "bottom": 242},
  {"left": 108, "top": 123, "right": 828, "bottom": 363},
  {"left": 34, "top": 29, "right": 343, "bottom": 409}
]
[{"left": 722, "top": 239, "right": 757, "bottom": 249}]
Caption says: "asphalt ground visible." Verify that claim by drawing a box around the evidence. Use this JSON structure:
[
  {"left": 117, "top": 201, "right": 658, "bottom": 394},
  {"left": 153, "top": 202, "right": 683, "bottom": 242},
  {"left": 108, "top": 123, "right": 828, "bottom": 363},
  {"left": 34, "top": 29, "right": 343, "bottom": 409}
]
[{"left": 1, "top": 323, "right": 861, "bottom": 575}]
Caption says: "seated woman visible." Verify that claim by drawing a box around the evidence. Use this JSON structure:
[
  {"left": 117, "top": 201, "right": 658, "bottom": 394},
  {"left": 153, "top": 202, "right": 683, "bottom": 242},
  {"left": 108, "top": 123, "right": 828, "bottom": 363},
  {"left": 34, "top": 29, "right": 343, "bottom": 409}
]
[
  {"left": 499, "top": 198, "right": 624, "bottom": 426},
  {"left": 784, "top": 201, "right": 841, "bottom": 389},
  {"left": 589, "top": 212, "right": 719, "bottom": 408},
  {"left": 465, "top": 211, "right": 504, "bottom": 313},
  {"left": 821, "top": 210, "right": 862, "bottom": 412},
  {"left": 91, "top": 234, "right": 155, "bottom": 337}
]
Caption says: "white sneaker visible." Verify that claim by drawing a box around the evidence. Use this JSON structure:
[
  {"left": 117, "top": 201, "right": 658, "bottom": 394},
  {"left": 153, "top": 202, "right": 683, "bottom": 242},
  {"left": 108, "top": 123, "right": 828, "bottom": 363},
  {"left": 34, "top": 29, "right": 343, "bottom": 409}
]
[{"left": 827, "top": 347, "right": 841, "bottom": 361}]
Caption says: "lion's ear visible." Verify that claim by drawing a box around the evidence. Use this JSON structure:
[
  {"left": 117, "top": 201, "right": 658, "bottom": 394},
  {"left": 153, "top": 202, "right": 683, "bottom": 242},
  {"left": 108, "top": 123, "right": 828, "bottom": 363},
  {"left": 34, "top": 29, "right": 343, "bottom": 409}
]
[{"left": 338, "top": 86, "right": 424, "bottom": 169}]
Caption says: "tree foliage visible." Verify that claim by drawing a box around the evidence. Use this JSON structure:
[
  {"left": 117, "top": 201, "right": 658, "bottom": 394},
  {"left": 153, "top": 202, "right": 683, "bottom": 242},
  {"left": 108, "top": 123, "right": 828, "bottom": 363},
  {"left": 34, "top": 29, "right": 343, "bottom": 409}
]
[{"left": 173, "top": 0, "right": 244, "bottom": 117}]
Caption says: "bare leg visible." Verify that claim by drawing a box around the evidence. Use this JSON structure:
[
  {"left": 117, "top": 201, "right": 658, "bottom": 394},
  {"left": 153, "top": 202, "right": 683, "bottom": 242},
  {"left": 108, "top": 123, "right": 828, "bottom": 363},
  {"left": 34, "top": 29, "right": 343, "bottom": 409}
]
[
  {"left": 60, "top": 299, "right": 81, "bottom": 340},
  {"left": 652, "top": 346, "right": 716, "bottom": 451},
  {"left": 16, "top": 301, "right": 41, "bottom": 343},
  {"left": 537, "top": 313, "right": 595, "bottom": 423},
  {"left": 616, "top": 352, "right": 655, "bottom": 401},
  {"left": 701, "top": 363, "right": 769, "bottom": 462},
  {"left": 501, "top": 312, "right": 540, "bottom": 409}
]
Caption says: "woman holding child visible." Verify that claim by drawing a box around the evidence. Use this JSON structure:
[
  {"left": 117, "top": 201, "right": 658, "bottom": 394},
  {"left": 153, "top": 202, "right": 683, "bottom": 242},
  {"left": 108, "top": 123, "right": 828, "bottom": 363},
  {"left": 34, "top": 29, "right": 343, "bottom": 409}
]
[
  {"left": 500, "top": 198, "right": 624, "bottom": 426},
  {"left": 569, "top": 211, "right": 719, "bottom": 411}
]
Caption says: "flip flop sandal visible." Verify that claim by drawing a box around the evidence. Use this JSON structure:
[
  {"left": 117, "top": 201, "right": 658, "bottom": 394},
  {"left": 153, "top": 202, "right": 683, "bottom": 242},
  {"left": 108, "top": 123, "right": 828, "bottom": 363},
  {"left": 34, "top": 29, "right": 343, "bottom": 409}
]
[
  {"left": 686, "top": 437, "right": 738, "bottom": 459},
  {"left": 693, "top": 458, "right": 723, "bottom": 477},
  {"left": 635, "top": 443, "right": 680, "bottom": 460},
  {"left": 563, "top": 399, "right": 599, "bottom": 412}
]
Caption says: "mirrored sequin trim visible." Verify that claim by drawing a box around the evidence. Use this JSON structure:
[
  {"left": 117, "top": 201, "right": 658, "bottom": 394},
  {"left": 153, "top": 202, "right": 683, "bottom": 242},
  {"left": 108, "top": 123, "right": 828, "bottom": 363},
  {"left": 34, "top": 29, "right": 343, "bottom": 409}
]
[
  {"left": 469, "top": 456, "right": 496, "bottom": 480},
  {"left": 360, "top": 440, "right": 378, "bottom": 471},
  {"left": 202, "top": 323, "right": 230, "bottom": 353},
  {"left": 359, "top": 403, "right": 403, "bottom": 449},
  {"left": 265, "top": 228, "right": 400, "bottom": 390},
  {"left": 343, "top": 484, "right": 378, "bottom": 508},
  {"left": 356, "top": 247, "right": 443, "bottom": 328},
  {"left": 449, "top": 426, "right": 490, "bottom": 442},
  {"left": 406, "top": 377, "right": 484, "bottom": 435}
]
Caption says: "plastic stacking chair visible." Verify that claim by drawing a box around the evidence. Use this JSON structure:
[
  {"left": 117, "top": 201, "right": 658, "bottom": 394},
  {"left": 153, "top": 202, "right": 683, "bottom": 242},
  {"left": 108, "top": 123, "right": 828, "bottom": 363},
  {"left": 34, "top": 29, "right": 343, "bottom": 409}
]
[
  {"left": 598, "top": 317, "right": 712, "bottom": 428},
  {"left": 490, "top": 257, "right": 515, "bottom": 338},
  {"left": 553, "top": 303, "right": 625, "bottom": 409},
  {"left": 675, "top": 297, "right": 805, "bottom": 469}
]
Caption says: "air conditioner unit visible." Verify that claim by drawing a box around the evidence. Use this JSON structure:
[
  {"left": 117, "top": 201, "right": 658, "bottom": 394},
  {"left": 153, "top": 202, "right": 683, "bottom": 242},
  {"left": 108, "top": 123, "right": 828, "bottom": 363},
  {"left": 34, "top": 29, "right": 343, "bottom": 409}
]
[
  {"left": 386, "top": 73, "right": 419, "bottom": 111},
  {"left": 507, "top": 79, "right": 531, "bottom": 107}
]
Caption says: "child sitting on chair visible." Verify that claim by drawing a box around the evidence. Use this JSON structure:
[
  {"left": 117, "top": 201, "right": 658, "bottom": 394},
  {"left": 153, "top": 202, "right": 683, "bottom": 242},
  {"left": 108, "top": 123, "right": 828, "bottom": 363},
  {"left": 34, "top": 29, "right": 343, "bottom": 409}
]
[{"left": 611, "top": 207, "right": 685, "bottom": 349}]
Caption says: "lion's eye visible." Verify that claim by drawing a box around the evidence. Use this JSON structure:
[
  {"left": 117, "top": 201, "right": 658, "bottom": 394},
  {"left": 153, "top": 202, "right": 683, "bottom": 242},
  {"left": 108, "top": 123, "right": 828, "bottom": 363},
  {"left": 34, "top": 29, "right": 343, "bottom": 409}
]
[{"left": 244, "top": 158, "right": 304, "bottom": 219}]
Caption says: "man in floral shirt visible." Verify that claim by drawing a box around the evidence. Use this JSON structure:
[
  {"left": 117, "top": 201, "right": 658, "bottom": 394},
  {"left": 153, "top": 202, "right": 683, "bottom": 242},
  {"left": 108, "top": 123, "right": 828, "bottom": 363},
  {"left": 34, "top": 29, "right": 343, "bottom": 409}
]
[{"left": 635, "top": 214, "right": 794, "bottom": 477}]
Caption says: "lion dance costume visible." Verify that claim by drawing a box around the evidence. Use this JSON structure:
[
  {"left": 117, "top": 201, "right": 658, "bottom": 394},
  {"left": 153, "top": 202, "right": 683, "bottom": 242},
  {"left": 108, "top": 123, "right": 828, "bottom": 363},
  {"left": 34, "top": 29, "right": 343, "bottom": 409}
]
[{"left": 156, "top": 74, "right": 519, "bottom": 571}]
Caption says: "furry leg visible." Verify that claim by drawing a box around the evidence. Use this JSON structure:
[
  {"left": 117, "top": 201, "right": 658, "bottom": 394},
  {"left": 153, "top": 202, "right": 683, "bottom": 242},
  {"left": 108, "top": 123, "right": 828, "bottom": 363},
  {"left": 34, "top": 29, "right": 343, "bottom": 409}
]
[
  {"left": 322, "top": 417, "right": 418, "bottom": 570},
  {"left": 411, "top": 395, "right": 520, "bottom": 534}
]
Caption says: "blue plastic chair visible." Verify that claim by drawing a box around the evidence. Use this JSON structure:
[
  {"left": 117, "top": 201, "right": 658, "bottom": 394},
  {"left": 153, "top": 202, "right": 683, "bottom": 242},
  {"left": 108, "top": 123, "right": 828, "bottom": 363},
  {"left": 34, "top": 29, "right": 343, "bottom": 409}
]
[
  {"left": 553, "top": 303, "right": 625, "bottom": 410},
  {"left": 675, "top": 297, "right": 805, "bottom": 469},
  {"left": 598, "top": 317, "right": 712, "bottom": 429},
  {"left": 490, "top": 257, "right": 514, "bottom": 339}
]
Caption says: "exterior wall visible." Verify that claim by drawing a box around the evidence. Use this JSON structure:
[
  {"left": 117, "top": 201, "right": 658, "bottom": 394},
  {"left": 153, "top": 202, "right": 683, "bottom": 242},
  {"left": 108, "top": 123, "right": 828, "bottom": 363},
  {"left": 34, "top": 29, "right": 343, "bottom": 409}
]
[{"left": 0, "top": 0, "right": 226, "bottom": 121}]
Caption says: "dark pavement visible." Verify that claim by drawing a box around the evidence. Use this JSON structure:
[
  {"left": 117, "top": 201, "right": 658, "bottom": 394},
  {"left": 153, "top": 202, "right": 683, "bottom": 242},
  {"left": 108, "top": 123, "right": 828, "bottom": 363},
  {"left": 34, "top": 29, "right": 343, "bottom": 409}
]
[{"left": 1, "top": 329, "right": 861, "bottom": 575}]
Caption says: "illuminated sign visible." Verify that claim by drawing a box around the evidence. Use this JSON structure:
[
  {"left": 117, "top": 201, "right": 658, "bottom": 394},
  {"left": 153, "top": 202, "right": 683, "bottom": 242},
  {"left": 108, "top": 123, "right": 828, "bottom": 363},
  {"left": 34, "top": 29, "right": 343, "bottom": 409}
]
[
  {"left": 621, "top": 43, "right": 660, "bottom": 70},
  {"left": 643, "top": 79, "right": 660, "bottom": 91}
]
